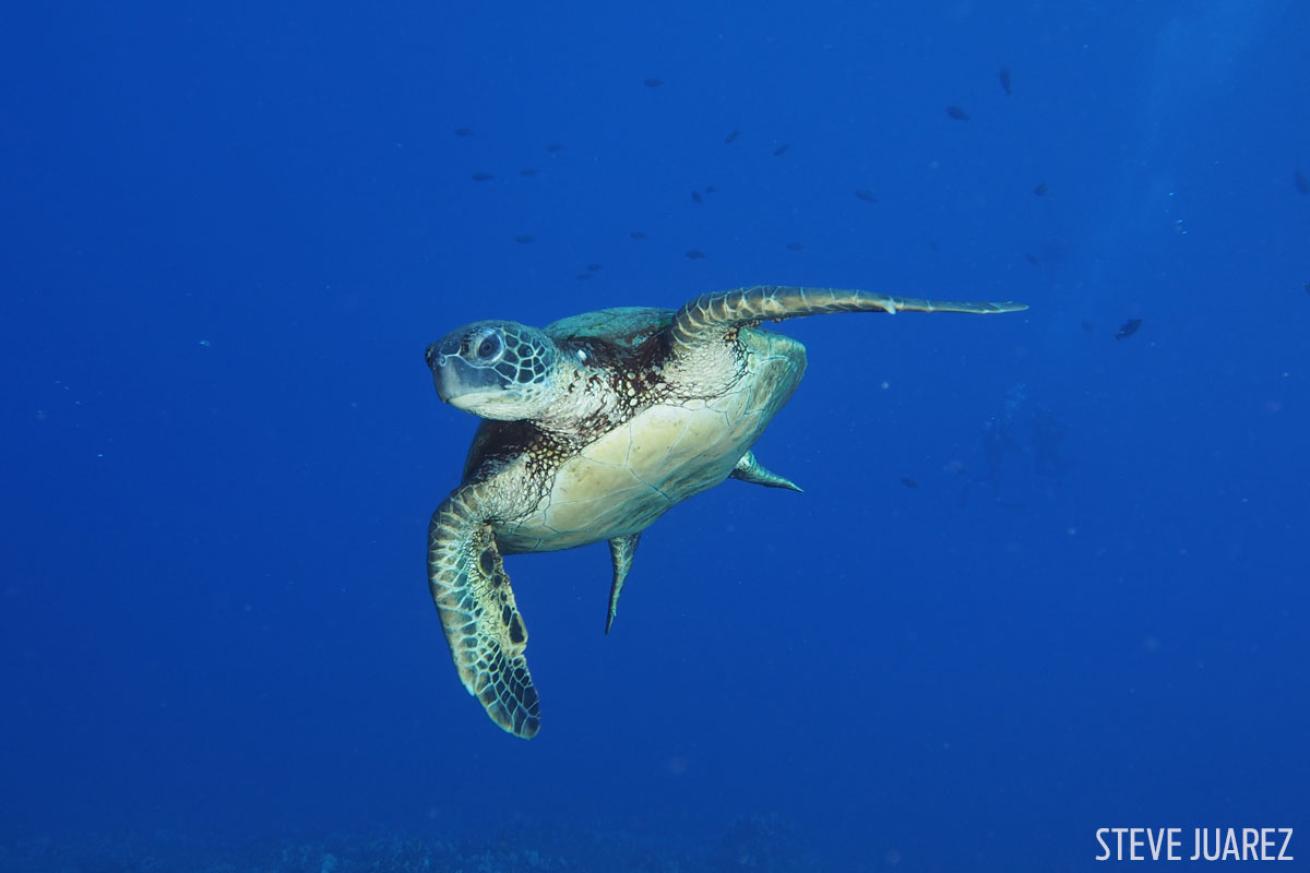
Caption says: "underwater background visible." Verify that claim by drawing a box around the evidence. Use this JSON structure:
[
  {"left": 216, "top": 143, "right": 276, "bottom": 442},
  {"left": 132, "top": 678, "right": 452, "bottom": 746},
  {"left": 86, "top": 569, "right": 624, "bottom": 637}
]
[{"left": 3, "top": 1, "right": 1308, "bottom": 870}]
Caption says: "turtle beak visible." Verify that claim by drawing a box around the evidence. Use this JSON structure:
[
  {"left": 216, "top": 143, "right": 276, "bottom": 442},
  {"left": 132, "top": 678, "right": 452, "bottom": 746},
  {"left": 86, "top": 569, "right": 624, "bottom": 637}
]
[
  {"left": 427, "top": 339, "right": 500, "bottom": 409},
  {"left": 428, "top": 345, "right": 463, "bottom": 405},
  {"left": 433, "top": 362, "right": 457, "bottom": 404},
  {"left": 426, "top": 339, "right": 460, "bottom": 403}
]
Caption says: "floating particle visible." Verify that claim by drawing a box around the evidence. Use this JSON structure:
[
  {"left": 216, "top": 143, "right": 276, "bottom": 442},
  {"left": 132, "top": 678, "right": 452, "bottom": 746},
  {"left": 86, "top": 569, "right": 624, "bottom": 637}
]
[
  {"left": 519, "top": 167, "right": 538, "bottom": 177},
  {"left": 999, "top": 67, "right": 1012, "bottom": 96},
  {"left": 724, "top": 129, "right": 740, "bottom": 144},
  {"left": 513, "top": 234, "right": 535, "bottom": 244},
  {"left": 1115, "top": 318, "right": 1142, "bottom": 340},
  {"left": 785, "top": 242, "right": 805, "bottom": 252},
  {"left": 946, "top": 105, "right": 970, "bottom": 121},
  {"left": 772, "top": 143, "right": 790, "bottom": 157},
  {"left": 900, "top": 477, "right": 919, "bottom": 489},
  {"left": 471, "top": 171, "right": 494, "bottom": 182},
  {"left": 643, "top": 78, "right": 664, "bottom": 88},
  {"left": 854, "top": 188, "right": 877, "bottom": 203},
  {"left": 629, "top": 231, "right": 647, "bottom": 240},
  {"left": 691, "top": 190, "right": 703, "bottom": 204},
  {"left": 453, "top": 127, "right": 473, "bottom": 137},
  {"left": 198, "top": 339, "right": 212, "bottom": 348},
  {"left": 704, "top": 185, "right": 718, "bottom": 194},
  {"left": 1033, "top": 182, "right": 1048, "bottom": 196},
  {"left": 685, "top": 249, "right": 706, "bottom": 260},
  {"left": 586, "top": 263, "right": 602, "bottom": 272}
]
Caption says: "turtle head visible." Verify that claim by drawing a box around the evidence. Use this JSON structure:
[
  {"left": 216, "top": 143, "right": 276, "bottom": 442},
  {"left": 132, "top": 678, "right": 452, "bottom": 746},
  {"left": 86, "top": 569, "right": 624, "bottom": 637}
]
[{"left": 426, "top": 320, "right": 561, "bottom": 420}]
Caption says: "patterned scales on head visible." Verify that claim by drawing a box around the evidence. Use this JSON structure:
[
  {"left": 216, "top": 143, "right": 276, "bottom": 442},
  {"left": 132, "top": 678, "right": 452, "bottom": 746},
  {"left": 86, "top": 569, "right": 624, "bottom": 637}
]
[{"left": 423, "top": 286, "right": 1027, "bottom": 738}]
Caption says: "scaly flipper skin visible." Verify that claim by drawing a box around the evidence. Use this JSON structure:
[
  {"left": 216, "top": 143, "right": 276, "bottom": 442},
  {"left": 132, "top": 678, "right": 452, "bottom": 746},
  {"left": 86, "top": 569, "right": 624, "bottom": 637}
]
[
  {"left": 605, "top": 534, "right": 640, "bottom": 635},
  {"left": 671, "top": 285, "right": 1026, "bottom": 352},
  {"left": 730, "top": 451, "right": 803, "bottom": 492},
  {"left": 428, "top": 486, "right": 540, "bottom": 738}
]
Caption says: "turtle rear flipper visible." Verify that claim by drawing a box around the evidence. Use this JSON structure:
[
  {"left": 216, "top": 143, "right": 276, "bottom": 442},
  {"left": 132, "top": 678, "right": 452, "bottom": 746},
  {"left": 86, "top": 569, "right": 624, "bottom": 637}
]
[
  {"left": 671, "top": 285, "right": 1026, "bottom": 352},
  {"left": 605, "top": 534, "right": 640, "bottom": 635},
  {"left": 428, "top": 487, "right": 540, "bottom": 738},
  {"left": 731, "top": 451, "right": 802, "bottom": 492}
]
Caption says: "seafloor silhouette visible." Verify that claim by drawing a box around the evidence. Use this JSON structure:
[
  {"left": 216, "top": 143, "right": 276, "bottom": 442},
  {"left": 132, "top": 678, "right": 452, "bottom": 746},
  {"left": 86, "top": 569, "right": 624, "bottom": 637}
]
[{"left": 0, "top": 815, "right": 823, "bottom": 873}]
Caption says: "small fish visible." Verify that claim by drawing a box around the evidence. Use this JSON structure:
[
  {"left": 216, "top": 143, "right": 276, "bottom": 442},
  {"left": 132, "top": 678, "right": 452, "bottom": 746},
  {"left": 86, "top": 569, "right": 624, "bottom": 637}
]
[
  {"left": 1115, "top": 318, "right": 1142, "bottom": 340},
  {"left": 629, "top": 231, "right": 647, "bottom": 240},
  {"left": 586, "top": 263, "right": 602, "bottom": 272},
  {"left": 999, "top": 67, "right": 1012, "bottom": 96},
  {"left": 453, "top": 127, "right": 473, "bottom": 137},
  {"left": 785, "top": 242, "right": 805, "bottom": 252},
  {"left": 1296, "top": 171, "right": 1310, "bottom": 195},
  {"left": 685, "top": 249, "right": 706, "bottom": 260},
  {"left": 545, "top": 143, "right": 565, "bottom": 154},
  {"left": 854, "top": 189, "right": 877, "bottom": 203},
  {"left": 519, "top": 168, "right": 538, "bottom": 177},
  {"left": 1033, "top": 182, "right": 1048, "bottom": 196},
  {"left": 946, "top": 105, "right": 970, "bottom": 121},
  {"left": 643, "top": 78, "right": 664, "bottom": 88},
  {"left": 772, "top": 143, "right": 790, "bottom": 157},
  {"left": 513, "top": 234, "right": 535, "bottom": 244},
  {"left": 724, "top": 129, "right": 740, "bottom": 144},
  {"left": 471, "top": 172, "right": 494, "bottom": 182},
  {"left": 1024, "top": 253, "right": 1040, "bottom": 266},
  {"left": 900, "top": 477, "right": 919, "bottom": 489},
  {"left": 691, "top": 190, "right": 703, "bottom": 204}
]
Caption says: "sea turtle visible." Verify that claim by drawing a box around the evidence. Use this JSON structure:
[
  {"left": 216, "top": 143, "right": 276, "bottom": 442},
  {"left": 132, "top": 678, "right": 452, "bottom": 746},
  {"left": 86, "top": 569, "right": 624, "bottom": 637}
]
[{"left": 424, "top": 285, "right": 1025, "bottom": 737}]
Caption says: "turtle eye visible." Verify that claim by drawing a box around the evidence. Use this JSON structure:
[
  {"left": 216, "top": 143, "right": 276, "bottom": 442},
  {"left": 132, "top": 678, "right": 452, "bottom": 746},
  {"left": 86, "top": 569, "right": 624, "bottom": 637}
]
[{"left": 472, "top": 330, "right": 504, "bottom": 362}]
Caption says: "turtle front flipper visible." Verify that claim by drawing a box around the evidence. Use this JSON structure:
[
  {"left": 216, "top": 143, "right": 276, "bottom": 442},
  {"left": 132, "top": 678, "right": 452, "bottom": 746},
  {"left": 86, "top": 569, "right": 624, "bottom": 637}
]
[
  {"left": 731, "top": 451, "right": 803, "bottom": 492},
  {"left": 605, "top": 534, "right": 640, "bottom": 635},
  {"left": 428, "top": 487, "right": 540, "bottom": 738},
  {"left": 671, "top": 285, "right": 1026, "bottom": 352}
]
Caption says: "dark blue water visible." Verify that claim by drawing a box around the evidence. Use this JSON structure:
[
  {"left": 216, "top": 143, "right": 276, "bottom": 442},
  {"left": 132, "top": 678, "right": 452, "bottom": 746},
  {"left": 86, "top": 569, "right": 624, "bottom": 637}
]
[{"left": 4, "top": 2, "right": 1308, "bottom": 870}]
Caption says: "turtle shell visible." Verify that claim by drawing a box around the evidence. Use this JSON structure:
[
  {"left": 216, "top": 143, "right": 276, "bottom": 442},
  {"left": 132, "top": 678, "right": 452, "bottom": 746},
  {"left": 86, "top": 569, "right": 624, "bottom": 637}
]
[{"left": 544, "top": 307, "right": 673, "bottom": 350}]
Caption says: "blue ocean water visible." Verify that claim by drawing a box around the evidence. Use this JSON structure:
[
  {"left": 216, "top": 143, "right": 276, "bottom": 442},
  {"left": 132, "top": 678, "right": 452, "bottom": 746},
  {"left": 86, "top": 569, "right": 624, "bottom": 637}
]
[{"left": 3, "top": 1, "right": 1308, "bottom": 870}]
